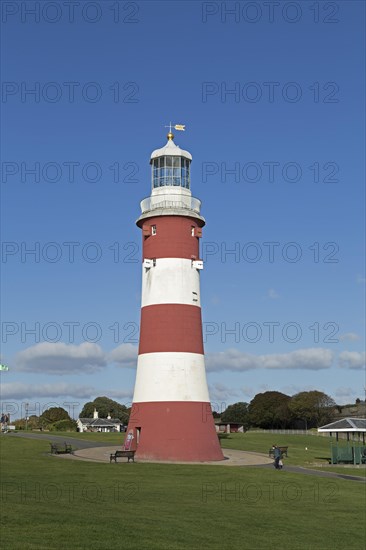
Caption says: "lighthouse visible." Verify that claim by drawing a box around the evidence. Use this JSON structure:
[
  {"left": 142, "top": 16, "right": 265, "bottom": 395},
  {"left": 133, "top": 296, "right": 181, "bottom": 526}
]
[{"left": 125, "top": 128, "right": 224, "bottom": 462}]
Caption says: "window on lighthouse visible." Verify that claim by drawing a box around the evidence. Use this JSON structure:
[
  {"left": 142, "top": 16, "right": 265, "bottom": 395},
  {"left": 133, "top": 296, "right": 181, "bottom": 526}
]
[
  {"left": 173, "top": 156, "right": 180, "bottom": 185},
  {"left": 152, "top": 156, "right": 190, "bottom": 189}
]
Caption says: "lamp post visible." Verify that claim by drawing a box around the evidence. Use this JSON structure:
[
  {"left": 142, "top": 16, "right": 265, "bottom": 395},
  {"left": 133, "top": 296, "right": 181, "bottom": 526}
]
[{"left": 25, "top": 403, "right": 29, "bottom": 431}]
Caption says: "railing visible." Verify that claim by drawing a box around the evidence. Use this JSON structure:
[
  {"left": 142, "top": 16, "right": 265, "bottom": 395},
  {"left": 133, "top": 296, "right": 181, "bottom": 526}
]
[
  {"left": 249, "top": 429, "right": 311, "bottom": 435},
  {"left": 248, "top": 429, "right": 358, "bottom": 439},
  {"left": 140, "top": 194, "right": 202, "bottom": 215}
]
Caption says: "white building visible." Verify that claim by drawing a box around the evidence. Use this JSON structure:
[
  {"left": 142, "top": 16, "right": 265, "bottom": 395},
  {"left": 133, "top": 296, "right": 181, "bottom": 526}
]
[{"left": 77, "top": 408, "right": 123, "bottom": 433}]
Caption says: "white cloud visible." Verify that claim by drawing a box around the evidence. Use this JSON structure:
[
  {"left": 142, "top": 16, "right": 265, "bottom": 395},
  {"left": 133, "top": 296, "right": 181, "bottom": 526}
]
[
  {"left": 106, "top": 389, "right": 133, "bottom": 401},
  {"left": 240, "top": 386, "right": 254, "bottom": 398},
  {"left": 208, "top": 382, "right": 242, "bottom": 405},
  {"left": 210, "top": 294, "right": 221, "bottom": 305},
  {"left": 1, "top": 382, "right": 97, "bottom": 400},
  {"left": 13, "top": 342, "right": 138, "bottom": 375},
  {"left": 338, "top": 351, "right": 365, "bottom": 370},
  {"left": 1, "top": 383, "right": 133, "bottom": 402},
  {"left": 107, "top": 344, "right": 138, "bottom": 368},
  {"left": 268, "top": 288, "right": 280, "bottom": 299},
  {"left": 356, "top": 274, "right": 366, "bottom": 284},
  {"left": 206, "top": 348, "right": 334, "bottom": 372},
  {"left": 15, "top": 342, "right": 106, "bottom": 375},
  {"left": 334, "top": 387, "right": 356, "bottom": 401},
  {"left": 339, "top": 332, "right": 360, "bottom": 342}
]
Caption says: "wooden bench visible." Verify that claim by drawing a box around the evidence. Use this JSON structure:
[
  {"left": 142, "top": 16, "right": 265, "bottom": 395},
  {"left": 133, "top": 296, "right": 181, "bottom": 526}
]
[
  {"left": 269, "top": 446, "right": 288, "bottom": 458},
  {"left": 50, "top": 443, "right": 73, "bottom": 454},
  {"left": 110, "top": 450, "right": 135, "bottom": 463}
]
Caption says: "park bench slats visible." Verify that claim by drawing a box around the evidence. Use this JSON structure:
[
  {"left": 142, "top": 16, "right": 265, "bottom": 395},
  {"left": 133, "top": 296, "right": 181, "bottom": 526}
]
[
  {"left": 110, "top": 450, "right": 135, "bottom": 463},
  {"left": 50, "top": 443, "right": 73, "bottom": 454}
]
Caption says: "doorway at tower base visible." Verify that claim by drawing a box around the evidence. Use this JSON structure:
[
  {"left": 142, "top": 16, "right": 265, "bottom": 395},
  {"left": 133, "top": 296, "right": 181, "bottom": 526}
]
[{"left": 126, "top": 401, "right": 225, "bottom": 462}]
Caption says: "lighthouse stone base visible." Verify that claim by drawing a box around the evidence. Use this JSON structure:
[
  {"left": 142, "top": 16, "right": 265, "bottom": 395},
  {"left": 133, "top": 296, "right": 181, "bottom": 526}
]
[{"left": 128, "top": 401, "right": 224, "bottom": 462}]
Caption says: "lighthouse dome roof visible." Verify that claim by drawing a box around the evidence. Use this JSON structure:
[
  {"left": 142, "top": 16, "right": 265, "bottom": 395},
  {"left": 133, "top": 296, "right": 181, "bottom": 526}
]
[{"left": 150, "top": 136, "right": 192, "bottom": 163}]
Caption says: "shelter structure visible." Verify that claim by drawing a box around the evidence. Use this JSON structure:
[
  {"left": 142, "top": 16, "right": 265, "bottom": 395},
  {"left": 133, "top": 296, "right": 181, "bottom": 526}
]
[
  {"left": 318, "top": 417, "right": 366, "bottom": 464},
  {"left": 215, "top": 421, "right": 244, "bottom": 433}
]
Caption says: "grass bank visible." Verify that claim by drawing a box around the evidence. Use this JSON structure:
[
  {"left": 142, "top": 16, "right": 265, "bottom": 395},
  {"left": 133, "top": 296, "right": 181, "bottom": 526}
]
[{"left": 1, "top": 435, "right": 365, "bottom": 549}]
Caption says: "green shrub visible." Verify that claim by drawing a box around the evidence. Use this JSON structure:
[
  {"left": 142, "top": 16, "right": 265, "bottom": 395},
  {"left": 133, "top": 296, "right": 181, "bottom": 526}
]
[
  {"left": 50, "top": 419, "right": 77, "bottom": 431},
  {"left": 218, "top": 433, "right": 230, "bottom": 440}
]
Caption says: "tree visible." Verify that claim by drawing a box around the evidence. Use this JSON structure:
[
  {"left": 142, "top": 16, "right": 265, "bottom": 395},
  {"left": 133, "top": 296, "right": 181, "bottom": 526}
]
[
  {"left": 288, "top": 391, "right": 336, "bottom": 428},
  {"left": 50, "top": 419, "right": 77, "bottom": 431},
  {"left": 39, "top": 407, "right": 71, "bottom": 426},
  {"left": 80, "top": 396, "right": 129, "bottom": 423},
  {"left": 13, "top": 415, "right": 40, "bottom": 430},
  {"left": 248, "top": 392, "right": 292, "bottom": 429},
  {"left": 221, "top": 402, "right": 250, "bottom": 430}
]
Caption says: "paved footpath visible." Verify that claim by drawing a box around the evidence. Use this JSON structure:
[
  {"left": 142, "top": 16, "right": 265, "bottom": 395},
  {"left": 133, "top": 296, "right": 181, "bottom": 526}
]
[
  {"left": 7, "top": 431, "right": 108, "bottom": 449},
  {"left": 73, "top": 445, "right": 366, "bottom": 482},
  {"left": 255, "top": 462, "right": 366, "bottom": 482},
  {"left": 7, "top": 432, "right": 365, "bottom": 482},
  {"left": 71, "top": 446, "right": 274, "bottom": 466}
]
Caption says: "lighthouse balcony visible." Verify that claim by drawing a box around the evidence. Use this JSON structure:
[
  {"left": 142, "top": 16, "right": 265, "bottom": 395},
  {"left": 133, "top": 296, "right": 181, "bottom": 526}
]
[{"left": 140, "top": 194, "right": 202, "bottom": 215}]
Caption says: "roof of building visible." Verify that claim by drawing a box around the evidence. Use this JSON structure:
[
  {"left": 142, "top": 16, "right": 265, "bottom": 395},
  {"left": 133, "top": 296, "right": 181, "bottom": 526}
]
[
  {"left": 150, "top": 136, "right": 192, "bottom": 162},
  {"left": 318, "top": 417, "right": 366, "bottom": 432},
  {"left": 78, "top": 418, "right": 121, "bottom": 427},
  {"left": 214, "top": 420, "right": 243, "bottom": 426}
]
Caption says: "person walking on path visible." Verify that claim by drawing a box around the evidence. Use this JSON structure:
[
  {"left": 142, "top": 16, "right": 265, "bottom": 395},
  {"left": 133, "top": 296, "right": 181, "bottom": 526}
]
[{"left": 273, "top": 444, "right": 282, "bottom": 469}]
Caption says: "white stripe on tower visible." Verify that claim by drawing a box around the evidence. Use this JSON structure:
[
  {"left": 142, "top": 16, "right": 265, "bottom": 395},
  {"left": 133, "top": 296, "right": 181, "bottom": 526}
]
[
  {"left": 132, "top": 352, "right": 209, "bottom": 403},
  {"left": 141, "top": 258, "right": 201, "bottom": 308}
]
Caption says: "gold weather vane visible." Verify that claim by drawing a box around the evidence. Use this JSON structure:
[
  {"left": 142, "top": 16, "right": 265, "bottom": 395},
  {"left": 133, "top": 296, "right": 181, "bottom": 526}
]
[{"left": 165, "top": 122, "right": 186, "bottom": 139}]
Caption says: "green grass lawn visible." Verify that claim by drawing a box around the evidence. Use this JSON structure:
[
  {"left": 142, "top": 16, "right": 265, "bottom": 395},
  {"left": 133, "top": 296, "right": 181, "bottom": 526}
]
[
  {"left": 220, "top": 431, "right": 365, "bottom": 469},
  {"left": 42, "top": 431, "right": 125, "bottom": 444},
  {"left": 220, "top": 431, "right": 332, "bottom": 465},
  {"left": 1, "top": 435, "right": 365, "bottom": 549},
  {"left": 221, "top": 433, "right": 365, "bottom": 478},
  {"left": 310, "top": 466, "right": 365, "bottom": 477},
  {"left": 20, "top": 430, "right": 366, "bottom": 474}
]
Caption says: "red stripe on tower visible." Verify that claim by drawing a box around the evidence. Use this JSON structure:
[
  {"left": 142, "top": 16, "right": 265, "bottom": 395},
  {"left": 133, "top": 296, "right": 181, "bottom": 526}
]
[
  {"left": 126, "top": 129, "right": 224, "bottom": 462},
  {"left": 139, "top": 304, "right": 204, "bottom": 355}
]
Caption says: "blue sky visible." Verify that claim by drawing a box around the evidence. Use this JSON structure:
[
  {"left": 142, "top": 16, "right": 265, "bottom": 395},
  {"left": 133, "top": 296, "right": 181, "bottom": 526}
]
[{"left": 1, "top": 0, "right": 365, "bottom": 420}]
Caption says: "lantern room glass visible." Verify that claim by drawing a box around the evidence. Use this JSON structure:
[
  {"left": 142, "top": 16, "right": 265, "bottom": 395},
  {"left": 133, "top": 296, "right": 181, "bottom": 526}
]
[{"left": 152, "top": 156, "right": 190, "bottom": 189}]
